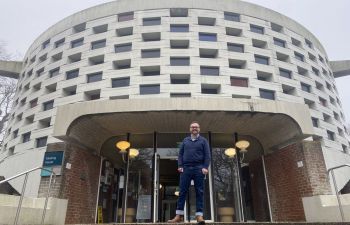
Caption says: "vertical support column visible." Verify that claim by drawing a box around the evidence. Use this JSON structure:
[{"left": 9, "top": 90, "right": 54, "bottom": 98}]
[
  {"left": 121, "top": 133, "right": 130, "bottom": 223},
  {"left": 234, "top": 132, "right": 246, "bottom": 222},
  {"left": 152, "top": 131, "right": 158, "bottom": 222},
  {"left": 207, "top": 131, "right": 215, "bottom": 221}
]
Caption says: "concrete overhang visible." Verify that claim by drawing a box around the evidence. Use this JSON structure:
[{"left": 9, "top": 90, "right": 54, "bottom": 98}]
[
  {"left": 330, "top": 60, "right": 350, "bottom": 78},
  {"left": 53, "top": 98, "right": 314, "bottom": 154},
  {"left": 0, "top": 60, "right": 22, "bottom": 79}
]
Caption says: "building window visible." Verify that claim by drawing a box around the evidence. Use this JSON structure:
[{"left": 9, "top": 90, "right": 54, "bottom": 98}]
[
  {"left": 327, "top": 130, "right": 335, "bottom": 141},
  {"left": 71, "top": 38, "right": 84, "bottom": 48},
  {"left": 115, "top": 43, "right": 132, "bottom": 53},
  {"left": 91, "top": 39, "right": 106, "bottom": 50},
  {"left": 93, "top": 24, "right": 108, "bottom": 34},
  {"left": 224, "top": 12, "right": 240, "bottom": 22},
  {"left": 87, "top": 72, "right": 103, "bottom": 83},
  {"left": 88, "top": 55, "right": 104, "bottom": 65},
  {"left": 140, "top": 84, "right": 160, "bottom": 95},
  {"left": 198, "top": 17, "right": 216, "bottom": 26},
  {"left": 141, "top": 66, "right": 160, "bottom": 76},
  {"left": 170, "top": 24, "right": 189, "bottom": 32},
  {"left": 259, "top": 89, "right": 275, "bottom": 100},
  {"left": 22, "top": 132, "right": 31, "bottom": 143},
  {"left": 294, "top": 52, "right": 304, "bottom": 62},
  {"left": 68, "top": 53, "right": 82, "bottom": 63},
  {"left": 200, "top": 66, "right": 219, "bottom": 76},
  {"left": 170, "top": 57, "right": 190, "bottom": 66},
  {"left": 112, "top": 77, "right": 130, "bottom": 88},
  {"left": 279, "top": 68, "right": 292, "bottom": 79},
  {"left": 66, "top": 69, "right": 79, "bottom": 80},
  {"left": 54, "top": 38, "right": 65, "bottom": 48},
  {"left": 141, "top": 49, "right": 161, "bottom": 58},
  {"left": 142, "top": 32, "right": 161, "bottom": 42},
  {"left": 311, "top": 117, "right": 319, "bottom": 127},
  {"left": 170, "top": 74, "right": 190, "bottom": 84},
  {"left": 43, "top": 100, "right": 54, "bottom": 111},
  {"left": 252, "top": 39, "right": 267, "bottom": 49},
  {"left": 273, "top": 38, "right": 286, "bottom": 48},
  {"left": 226, "top": 27, "right": 242, "bottom": 36},
  {"left": 170, "top": 8, "right": 188, "bottom": 17},
  {"left": 113, "top": 59, "right": 131, "bottom": 70},
  {"left": 36, "top": 68, "right": 44, "bottom": 77},
  {"left": 49, "top": 68, "right": 60, "bottom": 78},
  {"left": 250, "top": 24, "right": 264, "bottom": 34},
  {"left": 230, "top": 77, "right": 248, "bottom": 87},
  {"left": 36, "top": 137, "right": 48, "bottom": 148},
  {"left": 199, "top": 48, "right": 218, "bottom": 58},
  {"left": 255, "top": 55, "right": 269, "bottom": 65},
  {"left": 271, "top": 23, "right": 283, "bottom": 32},
  {"left": 170, "top": 93, "right": 191, "bottom": 98},
  {"left": 229, "top": 59, "right": 246, "bottom": 69},
  {"left": 63, "top": 86, "right": 77, "bottom": 96},
  {"left": 312, "top": 67, "right": 320, "bottom": 76},
  {"left": 199, "top": 33, "right": 217, "bottom": 42},
  {"left": 301, "top": 83, "right": 311, "bottom": 93},
  {"left": 227, "top": 43, "right": 244, "bottom": 52},
  {"left": 116, "top": 27, "right": 133, "bottom": 36},
  {"left": 305, "top": 39, "right": 313, "bottom": 49},
  {"left": 42, "top": 39, "right": 50, "bottom": 49},
  {"left": 30, "top": 98, "right": 38, "bottom": 108},
  {"left": 143, "top": 17, "right": 161, "bottom": 26},
  {"left": 319, "top": 97, "right": 327, "bottom": 107},
  {"left": 201, "top": 85, "right": 220, "bottom": 94},
  {"left": 291, "top": 37, "right": 302, "bottom": 47},
  {"left": 13, "top": 129, "right": 18, "bottom": 139},
  {"left": 170, "top": 40, "right": 189, "bottom": 49},
  {"left": 73, "top": 23, "right": 86, "bottom": 33},
  {"left": 118, "top": 12, "right": 134, "bottom": 22},
  {"left": 85, "top": 90, "right": 100, "bottom": 100}
]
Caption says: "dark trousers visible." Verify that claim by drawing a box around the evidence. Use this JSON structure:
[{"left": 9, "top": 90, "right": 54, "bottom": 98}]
[{"left": 176, "top": 166, "right": 205, "bottom": 216}]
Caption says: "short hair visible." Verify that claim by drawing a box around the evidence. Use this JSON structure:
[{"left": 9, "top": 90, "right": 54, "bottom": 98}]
[{"left": 190, "top": 121, "right": 200, "bottom": 126}]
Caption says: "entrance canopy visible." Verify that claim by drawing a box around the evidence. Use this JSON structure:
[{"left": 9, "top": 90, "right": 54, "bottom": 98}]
[{"left": 53, "top": 98, "right": 314, "bottom": 154}]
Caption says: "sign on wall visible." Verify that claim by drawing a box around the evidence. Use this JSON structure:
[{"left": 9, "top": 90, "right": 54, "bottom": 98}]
[{"left": 41, "top": 151, "right": 64, "bottom": 176}]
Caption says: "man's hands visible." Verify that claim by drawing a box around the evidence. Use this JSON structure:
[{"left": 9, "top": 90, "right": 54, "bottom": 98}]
[
  {"left": 202, "top": 168, "right": 208, "bottom": 175},
  {"left": 178, "top": 167, "right": 184, "bottom": 173}
]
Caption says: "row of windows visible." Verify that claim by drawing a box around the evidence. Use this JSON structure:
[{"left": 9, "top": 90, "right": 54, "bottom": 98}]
[{"left": 9, "top": 131, "right": 47, "bottom": 148}]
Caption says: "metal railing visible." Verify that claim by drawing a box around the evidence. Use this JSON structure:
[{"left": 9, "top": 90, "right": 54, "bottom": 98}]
[
  {"left": 0, "top": 166, "right": 56, "bottom": 225},
  {"left": 327, "top": 164, "right": 350, "bottom": 222}
]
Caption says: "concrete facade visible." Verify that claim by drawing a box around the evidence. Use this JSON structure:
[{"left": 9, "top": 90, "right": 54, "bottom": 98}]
[{"left": 0, "top": 0, "right": 349, "bottom": 221}]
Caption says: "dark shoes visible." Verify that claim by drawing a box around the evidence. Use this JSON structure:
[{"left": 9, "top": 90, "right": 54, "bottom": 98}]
[
  {"left": 196, "top": 215, "right": 205, "bottom": 225},
  {"left": 168, "top": 214, "right": 184, "bottom": 223}
]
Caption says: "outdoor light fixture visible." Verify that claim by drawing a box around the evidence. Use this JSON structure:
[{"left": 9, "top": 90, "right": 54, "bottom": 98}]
[
  {"left": 235, "top": 140, "right": 250, "bottom": 153},
  {"left": 129, "top": 148, "right": 139, "bottom": 159},
  {"left": 224, "top": 148, "right": 236, "bottom": 158},
  {"left": 116, "top": 140, "right": 130, "bottom": 154}
]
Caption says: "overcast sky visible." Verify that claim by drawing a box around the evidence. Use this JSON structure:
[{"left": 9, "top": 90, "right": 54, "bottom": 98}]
[{"left": 0, "top": 0, "right": 349, "bottom": 123}]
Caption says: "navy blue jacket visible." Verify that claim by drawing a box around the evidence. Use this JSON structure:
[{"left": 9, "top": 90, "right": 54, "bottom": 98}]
[{"left": 178, "top": 135, "right": 211, "bottom": 169}]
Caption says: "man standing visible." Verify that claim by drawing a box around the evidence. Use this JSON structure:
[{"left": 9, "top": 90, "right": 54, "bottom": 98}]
[{"left": 168, "top": 121, "right": 211, "bottom": 224}]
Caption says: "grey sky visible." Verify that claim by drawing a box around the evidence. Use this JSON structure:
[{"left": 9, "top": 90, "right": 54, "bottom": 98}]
[{"left": 0, "top": 0, "right": 349, "bottom": 122}]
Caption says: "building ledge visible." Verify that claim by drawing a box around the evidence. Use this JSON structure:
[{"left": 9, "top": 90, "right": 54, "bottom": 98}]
[
  {"left": 0, "top": 60, "right": 22, "bottom": 79},
  {"left": 330, "top": 60, "right": 350, "bottom": 78}
]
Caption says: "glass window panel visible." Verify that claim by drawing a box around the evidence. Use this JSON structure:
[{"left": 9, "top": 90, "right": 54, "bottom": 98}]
[
  {"left": 224, "top": 12, "right": 240, "bottom": 22},
  {"left": 112, "top": 77, "right": 130, "bottom": 88},
  {"left": 118, "top": 12, "right": 134, "bottom": 22},
  {"left": 170, "top": 24, "right": 189, "bottom": 32},
  {"left": 66, "top": 69, "right": 79, "bottom": 80},
  {"left": 259, "top": 89, "right": 275, "bottom": 100},
  {"left": 140, "top": 84, "right": 160, "bottom": 95},
  {"left": 230, "top": 77, "right": 248, "bottom": 87},
  {"left": 87, "top": 72, "right": 103, "bottom": 83},
  {"left": 71, "top": 38, "right": 84, "bottom": 48},
  {"left": 255, "top": 55, "right": 269, "bottom": 65},
  {"left": 170, "top": 57, "right": 190, "bottom": 66},
  {"left": 250, "top": 24, "right": 264, "bottom": 34},
  {"left": 199, "top": 33, "right": 217, "bottom": 42},
  {"left": 91, "top": 39, "right": 106, "bottom": 50},
  {"left": 227, "top": 43, "right": 244, "bottom": 52},
  {"left": 200, "top": 66, "right": 219, "bottom": 76},
  {"left": 115, "top": 43, "right": 132, "bottom": 53},
  {"left": 143, "top": 17, "right": 161, "bottom": 26}
]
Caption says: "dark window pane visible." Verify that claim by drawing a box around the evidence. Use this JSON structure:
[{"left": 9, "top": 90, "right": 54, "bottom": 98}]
[
  {"left": 250, "top": 24, "right": 264, "bottom": 34},
  {"left": 230, "top": 77, "right": 248, "bottom": 87},
  {"left": 202, "top": 88, "right": 219, "bottom": 94},
  {"left": 305, "top": 39, "right": 313, "bottom": 48},
  {"left": 279, "top": 68, "right": 292, "bottom": 79},
  {"left": 295, "top": 52, "right": 304, "bottom": 61},
  {"left": 112, "top": 77, "right": 130, "bottom": 88},
  {"left": 118, "top": 12, "right": 134, "bottom": 22},
  {"left": 22, "top": 132, "right": 31, "bottom": 143},
  {"left": 301, "top": 83, "right": 311, "bottom": 93},
  {"left": 91, "top": 39, "right": 106, "bottom": 50},
  {"left": 170, "top": 8, "right": 188, "bottom": 17},
  {"left": 115, "top": 43, "right": 132, "bottom": 53},
  {"left": 200, "top": 66, "right": 219, "bottom": 76},
  {"left": 170, "top": 57, "right": 190, "bottom": 66},
  {"left": 66, "top": 69, "right": 79, "bottom": 80},
  {"left": 55, "top": 38, "right": 65, "bottom": 48},
  {"left": 143, "top": 17, "right": 161, "bottom": 26},
  {"left": 327, "top": 130, "right": 335, "bottom": 141},
  {"left": 199, "top": 33, "right": 217, "bottom": 42},
  {"left": 87, "top": 72, "right": 102, "bottom": 83},
  {"left": 170, "top": 93, "right": 191, "bottom": 97},
  {"left": 36, "top": 136, "right": 47, "bottom": 148},
  {"left": 140, "top": 84, "right": 160, "bottom": 95},
  {"left": 224, "top": 12, "right": 240, "bottom": 22},
  {"left": 259, "top": 89, "right": 275, "bottom": 100},
  {"left": 171, "top": 78, "right": 189, "bottom": 84},
  {"left": 311, "top": 117, "right": 319, "bottom": 127},
  {"left": 71, "top": 38, "right": 84, "bottom": 48},
  {"left": 227, "top": 43, "right": 244, "bottom": 52},
  {"left": 43, "top": 100, "right": 54, "bottom": 111},
  {"left": 49, "top": 68, "right": 60, "bottom": 78},
  {"left": 274, "top": 38, "right": 286, "bottom": 47},
  {"left": 255, "top": 55, "right": 269, "bottom": 65},
  {"left": 170, "top": 24, "right": 189, "bottom": 32},
  {"left": 142, "top": 49, "right": 160, "bottom": 58}
]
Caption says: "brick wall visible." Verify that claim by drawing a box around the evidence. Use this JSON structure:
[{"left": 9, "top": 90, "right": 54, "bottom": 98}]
[
  {"left": 59, "top": 144, "right": 101, "bottom": 224},
  {"left": 264, "top": 141, "right": 331, "bottom": 222}
]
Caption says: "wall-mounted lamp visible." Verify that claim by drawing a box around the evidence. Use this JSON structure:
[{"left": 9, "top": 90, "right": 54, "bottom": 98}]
[
  {"left": 224, "top": 148, "right": 236, "bottom": 158},
  {"left": 235, "top": 140, "right": 250, "bottom": 153},
  {"left": 129, "top": 148, "right": 139, "bottom": 159}
]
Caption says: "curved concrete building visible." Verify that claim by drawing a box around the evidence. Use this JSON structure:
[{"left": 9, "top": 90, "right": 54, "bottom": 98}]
[{"left": 1, "top": 0, "right": 350, "bottom": 223}]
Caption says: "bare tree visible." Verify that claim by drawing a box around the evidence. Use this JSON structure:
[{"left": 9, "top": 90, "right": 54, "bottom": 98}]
[{"left": 0, "top": 41, "right": 18, "bottom": 147}]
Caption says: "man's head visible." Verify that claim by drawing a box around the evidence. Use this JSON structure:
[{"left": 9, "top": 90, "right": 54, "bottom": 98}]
[{"left": 190, "top": 121, "right": 200, "bottom": 136}]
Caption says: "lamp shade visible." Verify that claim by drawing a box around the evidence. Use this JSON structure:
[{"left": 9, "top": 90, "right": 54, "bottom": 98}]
[
  {"left": 224, "top": 148, "right": 236, "bottom": 158},
  {"left": 116, "top": 140, "right": 130, "bottom": 153},
  {"left": 129, "top": 148, "right": 139, "bottom": 158},
  {"left": 235, "top": 140, "right": 250, "bottom": 149}
]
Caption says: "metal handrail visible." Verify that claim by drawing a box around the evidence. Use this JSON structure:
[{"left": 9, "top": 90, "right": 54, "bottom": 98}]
[
  {"left": 327, "top": 164, "right": 350, "bottom": 222},
  {"left": 0, "top": 166, "right": 56, "bottom": 225}
]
